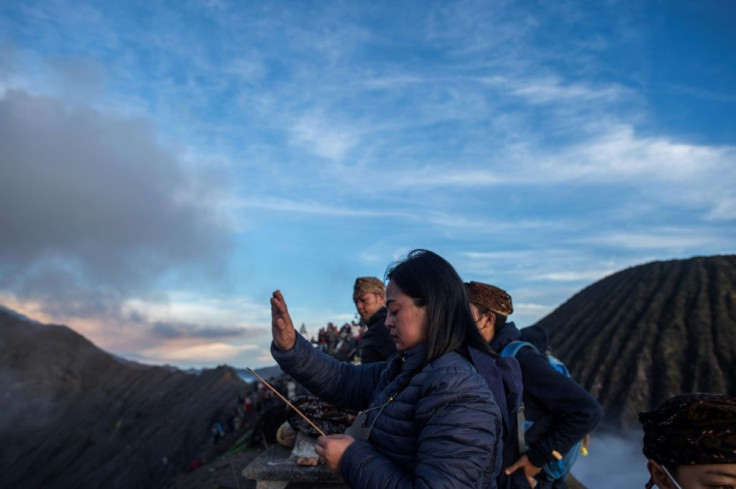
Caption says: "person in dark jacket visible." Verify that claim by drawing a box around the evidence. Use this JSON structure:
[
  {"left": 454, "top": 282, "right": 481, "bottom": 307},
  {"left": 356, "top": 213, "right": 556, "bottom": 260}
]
[
  {"left": 353, "top": 277, "right": 396, "bottom": 363},
  {"left": 640, "top": 392, "right": 736, "bottom": 489},
  {"left": 271, "top": 250, "right": 503, "bottom": 489},
  {"left": 466, "top": 281, "right": 602, "bottom": 489}
]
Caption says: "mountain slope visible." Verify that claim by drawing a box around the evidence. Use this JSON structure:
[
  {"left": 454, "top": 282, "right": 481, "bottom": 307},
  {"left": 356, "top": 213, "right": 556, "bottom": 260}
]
[
  {"left": 0, "top": 309, "right": 250, "bottom": 489},
  {"left": 534, "top": 255, "right": 736, "bottom": 429}
]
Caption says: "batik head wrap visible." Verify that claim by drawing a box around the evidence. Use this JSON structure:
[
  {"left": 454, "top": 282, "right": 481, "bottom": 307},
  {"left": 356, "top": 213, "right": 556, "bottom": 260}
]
[
  {"left": 639, "top": 392, "right": 736, "bottom": 466},
  {"left": 465, "top": 281, "right": 513, "bottom": 316}
]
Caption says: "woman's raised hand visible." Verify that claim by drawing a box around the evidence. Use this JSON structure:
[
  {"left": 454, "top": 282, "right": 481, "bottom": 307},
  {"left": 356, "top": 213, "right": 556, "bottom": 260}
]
[{"left": 270, "top": 290, "right": 297, "bottom": 351}]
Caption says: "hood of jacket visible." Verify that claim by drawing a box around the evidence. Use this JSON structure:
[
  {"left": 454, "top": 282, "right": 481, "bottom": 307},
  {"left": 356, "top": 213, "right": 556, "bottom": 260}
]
[{"left": 490, "top": 320, "right": 521, "bottom": 352}]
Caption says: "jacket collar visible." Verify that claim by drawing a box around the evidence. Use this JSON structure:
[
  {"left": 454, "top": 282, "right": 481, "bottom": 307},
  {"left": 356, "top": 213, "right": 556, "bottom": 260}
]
[
  {"left": 384, "top": 343, "right": 427, "bottom": 381},
  {"left": 367, "top": 306, "right": 387, "bottom": 327},
  {"left": 399, "top": 343, "right": 427, "bottom": 371}
]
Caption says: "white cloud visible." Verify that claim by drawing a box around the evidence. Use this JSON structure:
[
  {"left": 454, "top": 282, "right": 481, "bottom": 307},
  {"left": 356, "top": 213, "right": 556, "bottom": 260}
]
[
  {"left": 514, "top": 302, "right": 554, "bottom": 317},
  {"left": 549, "top": 125, "right": 730, "bottom": 183},
  {"left": 704, "top": 198, "right": 736, "bottom": 221},
  {"left": 481, "top": 75, "right": 629, "bottom": 105},
  {"left": 536, "top": 270, "right": 616, "bottom": 282},
  {"left": 140, "top": 341, "right": 258, "bottom": 363},
  {"left": 409, "top": 169, "right": 508, "bottom": 187},
  {"left": 361, "top": 75, "right": 429, "bottom": 89},
  {"left": 362, "top": 122, "right": 736, "bottom": 223},
  {"left": 577, "top": 228, "right": 732, "bottom": 251},
  {"left": 123, "top": 292, "right": 270, "bottom": 329},
  {"left": 224, "top": 196, "right": 410, "bottom": 219},
  {"left": 289, "top": 111, "right": 361, "bottom": 160},
  {"left": 380, "top": 123, "right": 734, "bottom": 190}
]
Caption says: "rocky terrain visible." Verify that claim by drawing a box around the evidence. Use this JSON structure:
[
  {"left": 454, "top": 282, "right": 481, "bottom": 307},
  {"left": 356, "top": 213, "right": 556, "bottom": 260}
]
[
  {"left": 0, "top": 309, "right": 251, "bottom": 489},
  {"left": 535, "top": 254, "right": 736, "bottom": 429}
]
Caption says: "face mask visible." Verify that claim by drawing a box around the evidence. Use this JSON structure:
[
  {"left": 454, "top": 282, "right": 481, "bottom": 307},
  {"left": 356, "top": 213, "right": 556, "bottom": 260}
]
[
  {"left": 649, "top": 460, "right": 683, "bottom": 489},
  {"left": 661, "top": 464, "right": 684, "bottom": 489}
]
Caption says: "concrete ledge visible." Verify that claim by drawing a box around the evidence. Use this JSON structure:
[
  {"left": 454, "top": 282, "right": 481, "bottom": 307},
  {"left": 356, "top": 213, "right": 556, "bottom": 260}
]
[{"left": 242, "top": 445, "right": 347, "bottom": 489}]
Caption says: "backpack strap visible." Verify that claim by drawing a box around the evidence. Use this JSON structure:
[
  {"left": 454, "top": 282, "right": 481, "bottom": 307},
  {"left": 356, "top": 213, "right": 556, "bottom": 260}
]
[
  {"left": 499, "top": 341, "right": 538, "bottom": 458},
  {"left": 547, "top": 354, "right": 571, "bottom": 377},
  {"left": 515, "top": 402, "right": 526, "bottom": 456},
  {"left": 499, "top": 340, "right": 539, "bottom": 358},
  {"left": 502, "top": 341, "right": 583, "bottom": 479}
]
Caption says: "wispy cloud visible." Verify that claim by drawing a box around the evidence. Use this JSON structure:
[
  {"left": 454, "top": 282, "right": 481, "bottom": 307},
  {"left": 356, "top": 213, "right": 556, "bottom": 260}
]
[
  {"left": 576, "top": 227, "right": 734, "bottom": 251},
  {"left": 289, "top": 111, "right": 362, "bottom": 161},
  {"left": 223, "top": 197, "right": 410, "bottom": 219},
  {"left": 705, "top": 198, "right": 736, "bottom": 221},
  {"left": 482, "top": 75, "right": 629, "bottom": 105},
  {"left": 514, "top": 302, "right": 556, "bottom": 323},
  {"left": 123, "top": 294, "right": 270, "bottom": 330},
  {"left": 536, "top": 270, "right": 617, "bottom": 282},
  {"left": 150, "top": 322, "right": 248, "bottom": 340},
  {"left": 546, "top": 125, "right": 732, "bottom": 183},
  {"left": 139, "top": 341, "right": 258, "bottom": 364}
]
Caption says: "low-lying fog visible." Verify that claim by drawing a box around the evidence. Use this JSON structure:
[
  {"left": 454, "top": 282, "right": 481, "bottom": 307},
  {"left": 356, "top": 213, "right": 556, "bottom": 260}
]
[{"left": 572, "top": 432, "right": 648, "bottom": 489}]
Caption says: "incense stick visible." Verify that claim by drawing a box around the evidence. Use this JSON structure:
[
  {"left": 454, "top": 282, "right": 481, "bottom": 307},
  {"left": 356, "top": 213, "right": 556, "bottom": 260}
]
[{"left": 247, "top": 367, "right": 327, "bottom": 437}]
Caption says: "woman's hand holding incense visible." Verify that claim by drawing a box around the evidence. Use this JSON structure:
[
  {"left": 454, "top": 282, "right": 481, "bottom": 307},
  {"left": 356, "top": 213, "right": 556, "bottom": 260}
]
[
  {"left": 270, "top": 290, "right": 297, "bottom": 351},
  {"left": 315, "top": 434, "right": 355, "bottom": 473}
]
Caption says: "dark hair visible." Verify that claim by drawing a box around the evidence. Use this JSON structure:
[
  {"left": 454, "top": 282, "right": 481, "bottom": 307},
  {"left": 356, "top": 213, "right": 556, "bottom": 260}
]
[{"left": 385, "top": 249, "right": 493, "bottom": 362}]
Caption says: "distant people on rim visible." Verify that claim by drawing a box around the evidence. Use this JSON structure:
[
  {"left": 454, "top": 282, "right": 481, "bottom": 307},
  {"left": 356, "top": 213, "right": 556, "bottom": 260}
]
[
  {"left": 466, "top": 281, "right": 602, "bottom": 489},
  {"left": 640, "top": 392, "right": 736, "bottom": 489},
  {"left": 353, "top": 277, "right": 396, "bottom": 363},
  {"left": 271, "top": 250, "right": 503, "bottom": 488}
]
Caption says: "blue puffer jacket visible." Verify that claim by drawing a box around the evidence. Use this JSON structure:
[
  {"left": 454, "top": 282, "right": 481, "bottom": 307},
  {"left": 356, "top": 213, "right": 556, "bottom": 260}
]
[{"left": 272, "top": 334, "right": 503, "bottom": 489}]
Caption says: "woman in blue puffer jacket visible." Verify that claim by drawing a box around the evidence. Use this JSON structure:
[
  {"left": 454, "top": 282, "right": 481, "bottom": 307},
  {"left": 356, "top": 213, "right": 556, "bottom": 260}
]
[{"left": 270, "top": 249, "right": 503, "bottom": 489}]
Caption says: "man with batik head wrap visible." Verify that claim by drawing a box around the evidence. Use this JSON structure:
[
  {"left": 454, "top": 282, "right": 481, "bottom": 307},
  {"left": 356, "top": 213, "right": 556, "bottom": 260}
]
[
  {"left": 353, "top": 277, "right": 396, "bottom": 363},
  {"left": 640, "top": 392, "right": 736, "bottom": 489},
  {"left": 465, "top": 281, "right": 601, "bottom": 489}
]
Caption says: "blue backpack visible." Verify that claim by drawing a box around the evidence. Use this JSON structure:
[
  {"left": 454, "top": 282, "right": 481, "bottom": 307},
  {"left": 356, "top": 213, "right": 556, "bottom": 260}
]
[{"left": 500, "top": 341, "right": 583, "bottom": 480}]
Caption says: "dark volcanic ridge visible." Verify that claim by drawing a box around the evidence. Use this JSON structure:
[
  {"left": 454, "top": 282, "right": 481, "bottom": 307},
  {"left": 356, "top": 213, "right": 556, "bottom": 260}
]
[
  {"left": 0, "top": 308, "right": 253, "bottom": 489},
  {"left": 535, "top": 254, "right": 736, "bottom": 429}
]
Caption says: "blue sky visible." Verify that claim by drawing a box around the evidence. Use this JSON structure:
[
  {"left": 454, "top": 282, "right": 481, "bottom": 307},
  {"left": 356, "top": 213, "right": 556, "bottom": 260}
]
[{"left": 1, "top": 0, "right": 734, "bottom": 369}]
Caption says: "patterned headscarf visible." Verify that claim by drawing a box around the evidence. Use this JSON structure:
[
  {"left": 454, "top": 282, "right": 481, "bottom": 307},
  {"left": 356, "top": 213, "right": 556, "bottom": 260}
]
[
  {"left": 465, "top": 281, "right": 513, "bottom": 316},
  {"left": 639, "top": 392, "right": 736, "bottom": 466}
]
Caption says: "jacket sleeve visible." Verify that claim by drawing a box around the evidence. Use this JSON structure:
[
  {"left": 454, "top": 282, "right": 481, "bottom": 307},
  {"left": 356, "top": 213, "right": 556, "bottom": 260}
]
[
  {"left": 271, "top": 334, "right": 384, "bottom": 410},
  {"left": 517, "top": 348, "right": 602, "bottom": 468},
  {"left": 339, "top": 363, "right": 502, "bottom": 489}
]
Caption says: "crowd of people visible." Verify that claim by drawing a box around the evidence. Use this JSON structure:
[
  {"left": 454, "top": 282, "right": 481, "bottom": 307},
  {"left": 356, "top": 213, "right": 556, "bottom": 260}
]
[
  {"left": 261, "top": 249, "right": 734, "bottom": 489},
  {"left": 311, "top": 322, "right": 360, "bottom": 361}
]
